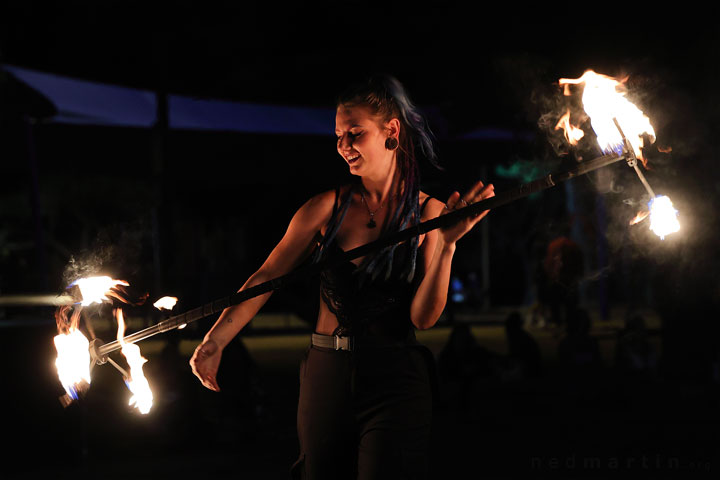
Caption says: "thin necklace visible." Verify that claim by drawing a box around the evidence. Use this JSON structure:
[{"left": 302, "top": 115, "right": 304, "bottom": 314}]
[{"left": 360, "top": 190, "right": 394, "bottom": 229}]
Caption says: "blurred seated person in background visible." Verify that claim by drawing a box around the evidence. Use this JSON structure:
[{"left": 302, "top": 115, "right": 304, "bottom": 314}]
[
  {"left": 437, "top": 323, "right": 497, "bottom": 410},
  {"left": 557, "top": 308, "right": 603, "bottom": 379},
  {"left": 504, "top": 311, "right": 543, "bottom": 380},
  {"left": 614, "top": 315, "right": 657, "bottom": 381}
]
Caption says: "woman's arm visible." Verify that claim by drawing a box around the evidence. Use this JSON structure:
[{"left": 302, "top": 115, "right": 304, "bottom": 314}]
[
  {"left": 190, "top": 191, "right": 334, "bottom": 391},
  {"left": 410, "top": 205, "right": 455, "bottom": 330},
  {"left": 410, "top": 181, "right": 494, "bottom": 330}
]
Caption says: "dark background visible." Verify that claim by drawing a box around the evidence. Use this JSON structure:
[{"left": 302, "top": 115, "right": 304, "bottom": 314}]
[{"left": 1, "top": 2, "right": 719, "bottom": 478}]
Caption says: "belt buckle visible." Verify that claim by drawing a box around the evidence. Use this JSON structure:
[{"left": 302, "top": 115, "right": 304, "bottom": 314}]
[{"left": 334, "top": 335, "right": 352, "bottom": 351}]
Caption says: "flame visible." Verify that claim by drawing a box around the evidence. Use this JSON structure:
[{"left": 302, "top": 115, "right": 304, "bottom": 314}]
[
  {"left": 559, "top": 70, "right": 655, "bottom": 162},
  {"left": 629, "top": 210, "right": 650, "bottom": 225},
  {"left": 72, "top": 276, "right": 129, "bottom": 306},
  {"left": 115, "top": 309, "right": 153, "bottom": 414},
  {"left": 53, "top": 328, "right": 91, "bottom": 399},
  {"left": 555, "top": 110, "right": 585, "bottom": 145},
  {"left": 559, "top": 70, "right": 680, "bottom": 240},
  {"left": 153, "top": 296, "right": 178, "bottom": 310},
  {"left": 648, "top": 195, "right": 680, "bottom": 240}
]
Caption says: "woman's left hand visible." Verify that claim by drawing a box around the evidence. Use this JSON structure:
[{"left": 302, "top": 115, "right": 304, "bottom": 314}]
[{"left": 439, "top": 179, "right": 495, "bottom": 245}]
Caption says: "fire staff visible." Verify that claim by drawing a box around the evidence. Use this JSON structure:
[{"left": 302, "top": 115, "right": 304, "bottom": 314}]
[{"left": 190, "top": 75, "right": 494, "bottom": 479}]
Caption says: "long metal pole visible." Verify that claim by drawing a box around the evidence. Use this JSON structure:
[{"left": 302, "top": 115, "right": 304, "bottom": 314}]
[{"left": 93, "top": 152, "right": 627, "bottom": 361}]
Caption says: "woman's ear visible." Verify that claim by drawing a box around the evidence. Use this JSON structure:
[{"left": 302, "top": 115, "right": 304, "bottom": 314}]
[{"left": 385, "top": 118, "right": 401, "bottom": 139}]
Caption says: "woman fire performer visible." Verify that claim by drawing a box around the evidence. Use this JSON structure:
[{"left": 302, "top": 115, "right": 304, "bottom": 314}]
[{"left": 190, "top": 75, "right": 494, "bottom": 479}]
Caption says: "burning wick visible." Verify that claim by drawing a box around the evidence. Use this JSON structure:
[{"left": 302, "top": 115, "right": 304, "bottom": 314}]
[
  {"left": 555, "top": 109, "right": 584, "bottom": 145},
  {"left": 153, "top": 296, "right": 178, "bottom": 311},
  {"left": 72, "top": 276, "right": 129, "bottom": 306},
  {"left": 115, "top": 309, "right": 153, "bottom": 414},
  {"left": 53, "top": 328, "right": 92, "bottom": 400},
  {"left": 629, "top": 197, "right": 681, "bottom": 241},
  {"left": 648, "top": 195, "right": 680, "bottom": 240},
  {"left": 559, "top": 70, "right": 655, "bottom": 163},
  {"left": 153, "top": 296, "right": 185, "bottom": 328}
]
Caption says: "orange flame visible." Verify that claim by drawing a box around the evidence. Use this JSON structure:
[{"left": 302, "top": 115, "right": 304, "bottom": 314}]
[
  {"left": 555, "top": 109, "right": 585, "bottom": 145},
  {"left": 115, "top": 309, "right": 153, "bottom": 414},
  {"left": 629, "top": 210, "right": 650, "bottom": 225},
  {"left": 559, "top": 70, "right": 655, "bottom": 164},
  {"left": 72, "top": 276, "right": 129, "bottom": 306},
  {"left": 53, "top": 277, "right": 157, "bottom": 408},
  {"left": 153, "top": 296, "right": 178, "bottom": 310},
  {"left": 649, "top": 195, "right": 680, "bottom": 240},
  {"left": 53, "top": 327, "right": 91, "bottom": 399}
]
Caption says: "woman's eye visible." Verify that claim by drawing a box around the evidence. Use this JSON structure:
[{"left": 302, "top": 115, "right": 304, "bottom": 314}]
[{"left": 336, "top": 131, "right": 362, "bottom": 142}]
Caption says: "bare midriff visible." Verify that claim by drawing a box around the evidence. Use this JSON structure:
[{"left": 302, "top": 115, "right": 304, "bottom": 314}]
[{"left": 314, "top": 295, "right": 340, "bottom": 335}]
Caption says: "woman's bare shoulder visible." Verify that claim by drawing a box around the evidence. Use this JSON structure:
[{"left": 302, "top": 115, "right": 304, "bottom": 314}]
[
  {"left": 297, "top": 184, "right": 352, "bottom": 222},
  {"left": 419, "top": 191, "right": 446, "bottom": 219}
]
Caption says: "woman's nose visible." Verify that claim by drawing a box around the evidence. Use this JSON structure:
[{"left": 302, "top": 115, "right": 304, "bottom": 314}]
[{"left": 338, "top": 134, "right": 353, "bottom": 152}]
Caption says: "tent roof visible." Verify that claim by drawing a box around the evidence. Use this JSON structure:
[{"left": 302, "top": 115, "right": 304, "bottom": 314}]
[{"left": 3, "top": 64, "right": 531, "bottom": 140}]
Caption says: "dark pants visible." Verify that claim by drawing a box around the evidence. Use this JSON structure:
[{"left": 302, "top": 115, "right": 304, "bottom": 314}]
[{"left": 291, "top": 343, "right": 434, "bottom": 479}]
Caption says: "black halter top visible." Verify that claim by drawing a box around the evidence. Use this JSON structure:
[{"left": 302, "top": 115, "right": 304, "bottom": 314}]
[{"left": 316, "top": 187, "right": 432, "bottom": 339}]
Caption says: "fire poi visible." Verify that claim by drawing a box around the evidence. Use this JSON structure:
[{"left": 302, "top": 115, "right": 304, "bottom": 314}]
[
  {"left": 53, "top": 276, "right": 159, "bottom": 413},
  {"left": 557, "top": 69, "right": 680, "bottom": 239},
  {"left": 52, "top": 69, "right": 681, "bottom": 411}
]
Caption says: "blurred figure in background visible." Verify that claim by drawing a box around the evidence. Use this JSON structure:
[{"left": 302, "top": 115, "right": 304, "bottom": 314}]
[
  {"left": 533, "top": 236, "right": 583, "bottom": 329},
  {"left": 503, "top": 311, "right": 543, "bottom": 381},
  {"left": 557, "top": 308, "right": 604, "bottom": 404},
  {"left": 614, "top": 315, "right": 657, "bottom": 380},
  {"left": 437, "top": 323, "right": 497, "bottom": 411}
]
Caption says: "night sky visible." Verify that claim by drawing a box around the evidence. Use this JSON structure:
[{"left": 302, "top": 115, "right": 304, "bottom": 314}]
[{"left": 1, "top": 3, "right": 719, "bottom": 478}]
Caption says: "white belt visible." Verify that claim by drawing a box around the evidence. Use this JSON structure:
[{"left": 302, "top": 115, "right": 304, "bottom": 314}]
[{"left": 311, "top": 333, "right": 353, "bottom": 351}]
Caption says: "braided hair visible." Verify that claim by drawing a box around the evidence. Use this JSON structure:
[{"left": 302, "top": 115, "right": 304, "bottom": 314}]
[{"left": 314, "top": 75, "right": 440, "bottom": 283}]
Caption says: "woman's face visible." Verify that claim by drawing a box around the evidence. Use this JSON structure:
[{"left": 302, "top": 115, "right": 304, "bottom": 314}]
[{"left": 335, "top": 105, "right": 397, "bottom": 179}]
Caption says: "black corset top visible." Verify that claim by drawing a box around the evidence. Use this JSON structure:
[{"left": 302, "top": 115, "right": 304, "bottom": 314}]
[{"left": 315, "top": 191, "right": 432, "bottom": 340}]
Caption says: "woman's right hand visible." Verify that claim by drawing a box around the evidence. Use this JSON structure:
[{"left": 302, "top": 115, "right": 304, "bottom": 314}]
[
  {"left": 439, "top": 179, "right": 495, "bottom": 246},
  {"left": 190, "top": 339, "right": 222, "bottom": 392}
]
